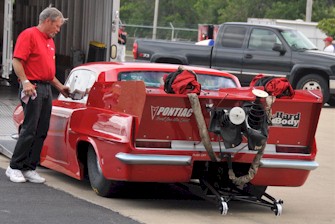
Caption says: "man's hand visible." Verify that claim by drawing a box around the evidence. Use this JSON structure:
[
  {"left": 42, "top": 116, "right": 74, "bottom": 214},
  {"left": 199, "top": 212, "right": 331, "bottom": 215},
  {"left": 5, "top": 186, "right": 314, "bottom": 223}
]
[
  {"left": 60, "top": 85, "right": 70, "bottom": 98},
  {"left": 22, "top": 81, "right": 37, "bottom": 97},
  {"left": 50, "top": 77, "right": 70, "bottom": 98}
]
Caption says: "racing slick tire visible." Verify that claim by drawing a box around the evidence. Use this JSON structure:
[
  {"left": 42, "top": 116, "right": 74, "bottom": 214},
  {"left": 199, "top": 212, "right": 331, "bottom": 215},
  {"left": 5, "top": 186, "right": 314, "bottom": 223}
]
[
  {"left": 87, "top": 146, "right": 121, "bottom": 197},
  {"left": 296, "top": 74, "right": 329, "bottom": 104}
]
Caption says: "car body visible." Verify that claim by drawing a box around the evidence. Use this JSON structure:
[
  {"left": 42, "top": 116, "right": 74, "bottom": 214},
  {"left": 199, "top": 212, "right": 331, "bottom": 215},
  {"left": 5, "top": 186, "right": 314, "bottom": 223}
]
[{"left": 13, "top": 62, "right": 323, "bottom": 215}]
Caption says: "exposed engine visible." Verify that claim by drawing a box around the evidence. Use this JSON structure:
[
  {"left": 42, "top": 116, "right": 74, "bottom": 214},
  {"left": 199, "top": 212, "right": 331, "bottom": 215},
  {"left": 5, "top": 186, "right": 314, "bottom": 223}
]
[
  {"left": 209, "top": 89, "right": 270, "bottom": 152},
  {"left": 188, "top": 89, "right": 282, "bottom": 216}
]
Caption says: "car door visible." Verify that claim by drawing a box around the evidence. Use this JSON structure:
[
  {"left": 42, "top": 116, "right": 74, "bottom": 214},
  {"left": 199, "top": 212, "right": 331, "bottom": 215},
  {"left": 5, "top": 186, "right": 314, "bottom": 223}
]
[
  {"left": 43, "top": 69, "right": 96, "bottom": 167},
  {"left": 241, "top": 28, "right": 292, "bottom": 86},
  {"left": 211, "top": 25, "right": 247, "bottom": 77}
]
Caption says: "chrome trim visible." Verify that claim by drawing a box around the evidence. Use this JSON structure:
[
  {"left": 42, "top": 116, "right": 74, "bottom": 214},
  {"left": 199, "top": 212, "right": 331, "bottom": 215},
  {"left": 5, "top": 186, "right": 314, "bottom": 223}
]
[
  {"left": 241, "top": 72, "right": 286, "bottom": 77},
  {"left": 52, "top": 106, "right": 74, "bottom": 118},
  {"left": 260, "top": 159, "right": 318, "bottom": 171},
  {"left": 308, "top": 90, "right": 323, "bottom": 100},
  {"left": 116, "top": 152, "right": 318, "bottom": 171},
  {"left": 115, "top": 153, "right": 192, "bottom": 165},
  {"left": 171, "top": 140, "right": 252, "bottom": 152},
  {"left": 220, "top": 70, "right": 287, "bottom": 78},
  {"left": 136, "top": 140, "right": 313, "bottom": 158}
]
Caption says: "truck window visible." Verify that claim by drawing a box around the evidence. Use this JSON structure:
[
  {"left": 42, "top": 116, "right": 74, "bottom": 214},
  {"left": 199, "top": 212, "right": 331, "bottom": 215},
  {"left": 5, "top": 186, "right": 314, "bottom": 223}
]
[
  {"left": 249, "top": 29, "right": 281, "bottom": 51},
  {"left": 281, "top": 30, "right": 316, "bottom": 50},
  {"left": 221, "top": 26, "right": 247, "bottom": 48}
]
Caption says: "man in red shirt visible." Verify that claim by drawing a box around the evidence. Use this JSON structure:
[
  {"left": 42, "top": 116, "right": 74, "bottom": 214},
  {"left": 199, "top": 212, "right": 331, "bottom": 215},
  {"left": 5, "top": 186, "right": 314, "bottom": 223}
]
[{"left": 6, "top": 6, "right": 70, "bottom": 183}]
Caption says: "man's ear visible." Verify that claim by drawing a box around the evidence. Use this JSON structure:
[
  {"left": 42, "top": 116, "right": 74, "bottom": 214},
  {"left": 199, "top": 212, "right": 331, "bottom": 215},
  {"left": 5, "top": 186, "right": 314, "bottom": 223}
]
[{"left": 45, "top": 18, "right": 52, "bottom": 24}]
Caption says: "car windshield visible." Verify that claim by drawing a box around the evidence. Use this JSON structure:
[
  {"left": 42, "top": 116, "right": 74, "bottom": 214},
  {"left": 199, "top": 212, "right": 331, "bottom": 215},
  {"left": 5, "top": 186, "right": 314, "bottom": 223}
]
[
  {"left": 119, "top": 71, "right": 237, "bottom": 90},
  {"left": 59, "top": 69, "right": 97, "bottom": 102},
  {"left": 281, "top": 29, "right": 317, "bottom": 51}
]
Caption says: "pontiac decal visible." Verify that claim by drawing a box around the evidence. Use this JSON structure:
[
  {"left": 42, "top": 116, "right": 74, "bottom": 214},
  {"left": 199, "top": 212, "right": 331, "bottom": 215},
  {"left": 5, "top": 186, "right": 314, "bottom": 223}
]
[{"left": 151, "top": 106, "right": 193, "bottom": 122}]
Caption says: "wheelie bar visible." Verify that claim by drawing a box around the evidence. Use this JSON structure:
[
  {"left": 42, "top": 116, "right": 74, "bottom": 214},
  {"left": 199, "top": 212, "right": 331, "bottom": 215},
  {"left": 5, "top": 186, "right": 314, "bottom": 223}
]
[{"left": 200, "top": 179, "right": 284, "bottom": 216}]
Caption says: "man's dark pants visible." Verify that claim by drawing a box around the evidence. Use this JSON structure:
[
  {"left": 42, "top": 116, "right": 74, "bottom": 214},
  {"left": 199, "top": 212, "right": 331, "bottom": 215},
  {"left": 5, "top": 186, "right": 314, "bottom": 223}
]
[{"left": 10, "top": 82, "right": 52, "bottom": 171}]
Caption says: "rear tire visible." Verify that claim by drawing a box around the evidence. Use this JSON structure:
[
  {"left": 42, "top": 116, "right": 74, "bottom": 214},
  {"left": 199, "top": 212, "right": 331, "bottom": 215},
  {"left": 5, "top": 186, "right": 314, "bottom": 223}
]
[
  {"left": 296, "top": 74, "right": 329, "bottom": 104},
  {"left": 327, "top": 95, "right": 335, "bottom": 107},
  {"left": 87, "top": 146, "right": 121, "bottom": 197}
]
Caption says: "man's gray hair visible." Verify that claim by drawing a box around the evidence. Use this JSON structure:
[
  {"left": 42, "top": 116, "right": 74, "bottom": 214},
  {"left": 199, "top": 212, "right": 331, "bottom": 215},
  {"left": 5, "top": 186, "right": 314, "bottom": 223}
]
[{"left": 39, "top": 6, "right": 68, "bottom": 23}]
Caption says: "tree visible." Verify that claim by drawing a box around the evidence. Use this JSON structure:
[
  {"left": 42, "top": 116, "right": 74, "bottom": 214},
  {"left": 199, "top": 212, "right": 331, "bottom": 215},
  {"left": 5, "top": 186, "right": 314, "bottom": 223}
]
[
  {"left": 193, "top": 0, "right": 228, "bottom": 24},
  {"left": 217, "top": 0, "right": 271, "bottom": 22},
  {"left": 120, "top": 0, "right": 335, "bottom": 40},
  {"left": 317, "top": 18, "right": 335, "bottom": 37},
  {"left": 314, "top": 1, "right": 335, "bottom": 37},
  {"left": 265, "top": 1, "right": 306, "bottom": 20}
]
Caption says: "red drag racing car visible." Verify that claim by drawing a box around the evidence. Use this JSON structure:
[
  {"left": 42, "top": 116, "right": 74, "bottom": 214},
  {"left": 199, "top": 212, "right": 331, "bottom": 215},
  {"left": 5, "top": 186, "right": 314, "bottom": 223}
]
[{"left": 13, "top": 62, "right": 322, "bottom": 216}]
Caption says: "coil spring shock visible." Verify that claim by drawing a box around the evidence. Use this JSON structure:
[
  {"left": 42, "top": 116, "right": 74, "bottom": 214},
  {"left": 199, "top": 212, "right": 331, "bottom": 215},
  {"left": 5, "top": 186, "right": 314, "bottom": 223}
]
[
  {"left": 220, "top": 110, "right": 230, "bottom": 127},
  {"left": 247, "top": 98, "right": 266, "bottom": 130}
]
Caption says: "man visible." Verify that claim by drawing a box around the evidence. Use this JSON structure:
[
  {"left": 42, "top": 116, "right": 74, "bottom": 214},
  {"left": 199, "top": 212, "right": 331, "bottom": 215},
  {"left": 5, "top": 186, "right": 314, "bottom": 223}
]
[
  {"left": 323, "top": 36, "right": 334, "bottom": 53},
  {"left": 5, "top": 6, "right": 70, "bottom": 183},
  {"left": 117, "top": 25, "right": 127, "bottom": 62}
]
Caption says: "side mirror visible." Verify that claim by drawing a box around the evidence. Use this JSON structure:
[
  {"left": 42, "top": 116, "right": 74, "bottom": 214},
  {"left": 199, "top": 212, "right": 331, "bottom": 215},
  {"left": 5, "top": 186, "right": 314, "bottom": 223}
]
[{"left": 273, "top": 43, "right": 286, "bottom": 55}]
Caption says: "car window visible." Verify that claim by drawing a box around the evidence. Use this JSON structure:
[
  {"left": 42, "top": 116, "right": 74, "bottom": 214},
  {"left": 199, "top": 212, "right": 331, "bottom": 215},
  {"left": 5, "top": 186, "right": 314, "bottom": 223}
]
[
  {"left": 119, "top": 71, "right": 237, "bottom": 91},
  {"left": 59, "top": 69, "right": 96, "bottom": 103},
  {"left": 248, "top": 28, "right": 281, "bottom": 51},
  {"left": 221, "top": 26, "right": 247, "bottom": 48},
  {"left": 119, "top": 71, "right": 167, "bottom": 87},
  {"left": 197, "top": 75, "right": 237, "bottom": 90}
]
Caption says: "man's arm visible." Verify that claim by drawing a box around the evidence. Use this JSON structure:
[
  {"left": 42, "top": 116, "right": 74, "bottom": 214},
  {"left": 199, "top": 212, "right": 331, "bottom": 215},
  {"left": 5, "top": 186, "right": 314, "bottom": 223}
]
[
  {"left": 50, "top": 77, "right": 70, "bottom": 98},
  {"left": 12, "top": 57, "right": 36, "bottom": 96}
]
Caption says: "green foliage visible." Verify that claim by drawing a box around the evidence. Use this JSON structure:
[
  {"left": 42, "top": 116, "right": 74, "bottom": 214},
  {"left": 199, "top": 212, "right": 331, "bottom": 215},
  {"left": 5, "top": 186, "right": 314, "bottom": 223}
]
[
  {"left": 119, "top": 0, "right": 335, "bottom": 40},
  {"left": 265, "top": 1, "right": 306, "bottom": 20},
  {"left": 312, "top": 0, "right": 335, "bottom": 21},
  {"left": 317, "top": 18, "right": 335, "bottom": 37},
  {"left": 193, "top": 0, "right": 228, "bottom": 24},
  {"left": 217, "top": 0, "right": 272, "bottom": 22}
]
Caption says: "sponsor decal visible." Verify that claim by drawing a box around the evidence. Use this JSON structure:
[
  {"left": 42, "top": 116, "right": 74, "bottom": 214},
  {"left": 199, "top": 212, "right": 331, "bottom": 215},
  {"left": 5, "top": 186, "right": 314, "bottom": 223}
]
[
  {"left": 151, "top": 106, "right": 193, "bottom": 122},
  {"left": 271, "top": 111, "right": 301, "bottom": 127}
]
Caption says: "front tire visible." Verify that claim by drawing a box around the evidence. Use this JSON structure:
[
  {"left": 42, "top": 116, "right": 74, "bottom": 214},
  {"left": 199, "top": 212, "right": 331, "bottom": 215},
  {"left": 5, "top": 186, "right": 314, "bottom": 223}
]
[
  {"left": 296, "top": 74, "right": 329, "bottom": 104},
  {"left": 87, "top": 146, "right": 121, "bottom": 197}
]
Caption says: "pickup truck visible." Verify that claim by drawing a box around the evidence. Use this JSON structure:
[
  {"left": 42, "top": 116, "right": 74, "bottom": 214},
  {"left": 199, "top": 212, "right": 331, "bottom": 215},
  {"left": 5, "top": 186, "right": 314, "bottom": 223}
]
[{"left": 133, "top": 22, "right": 335, "bottom": 105}]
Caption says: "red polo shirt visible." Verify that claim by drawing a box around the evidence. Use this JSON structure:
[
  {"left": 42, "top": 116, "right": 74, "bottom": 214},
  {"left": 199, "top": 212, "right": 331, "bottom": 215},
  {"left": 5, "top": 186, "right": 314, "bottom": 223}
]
[{"left": 13, "top": 27, "right": 56, "bottom": 81}]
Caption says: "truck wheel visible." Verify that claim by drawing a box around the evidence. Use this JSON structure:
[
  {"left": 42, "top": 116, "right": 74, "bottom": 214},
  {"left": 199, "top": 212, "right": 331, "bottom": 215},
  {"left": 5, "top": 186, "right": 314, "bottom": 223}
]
[
  {"left": 296, "top": 74, "right": 329, "bottom": 104},
  {"left": 327, "top": 95, "right": 335, "bottom": 106},
  {"left": 87, "top": 146, "right": 122, "bottom": 197}
]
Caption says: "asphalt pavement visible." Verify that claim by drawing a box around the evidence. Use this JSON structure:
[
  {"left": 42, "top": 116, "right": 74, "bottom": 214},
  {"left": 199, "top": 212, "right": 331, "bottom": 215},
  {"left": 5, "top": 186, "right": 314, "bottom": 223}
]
[{"left": 0, "top": 83, "right": 141, "bottom": 224}]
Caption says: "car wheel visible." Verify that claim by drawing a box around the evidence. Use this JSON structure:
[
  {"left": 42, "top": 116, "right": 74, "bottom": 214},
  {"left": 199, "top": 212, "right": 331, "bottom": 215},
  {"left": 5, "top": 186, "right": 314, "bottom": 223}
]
[
  {"left": 327, "top": 95, "right": 335, "bottom": 107},
  {"left": 296, "top": 74, "right": 329, "bottom": 104},
  {"left": 87, "top": 146, "right": 121, "bottom": 197}
]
